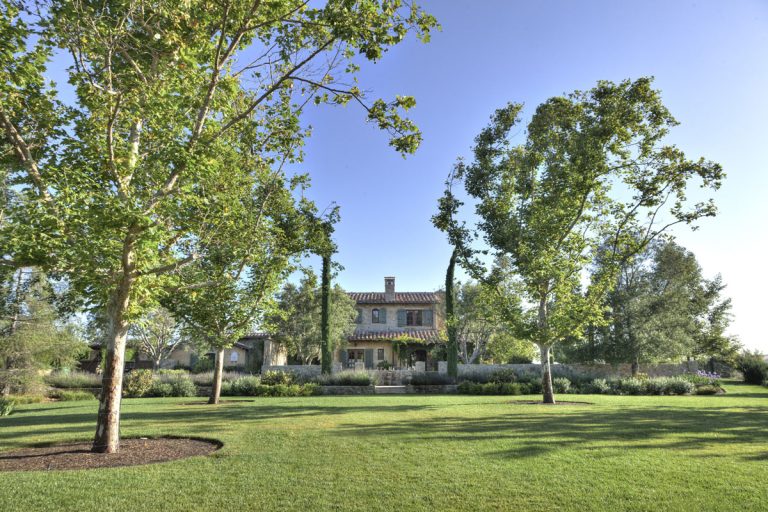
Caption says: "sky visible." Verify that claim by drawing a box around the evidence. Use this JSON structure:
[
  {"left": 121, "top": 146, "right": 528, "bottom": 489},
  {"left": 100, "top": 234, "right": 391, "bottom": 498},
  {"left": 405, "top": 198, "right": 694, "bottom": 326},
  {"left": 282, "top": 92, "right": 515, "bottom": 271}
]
[{"left": 287, "top": 0, "right": 768, "bottom": 352}]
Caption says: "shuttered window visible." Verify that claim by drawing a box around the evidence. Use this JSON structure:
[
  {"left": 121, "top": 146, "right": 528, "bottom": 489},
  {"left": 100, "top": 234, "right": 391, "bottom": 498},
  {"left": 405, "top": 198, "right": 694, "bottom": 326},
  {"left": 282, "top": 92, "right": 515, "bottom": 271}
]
[{"left": 372, "top": 308, "right": 380, "bottom": 323}]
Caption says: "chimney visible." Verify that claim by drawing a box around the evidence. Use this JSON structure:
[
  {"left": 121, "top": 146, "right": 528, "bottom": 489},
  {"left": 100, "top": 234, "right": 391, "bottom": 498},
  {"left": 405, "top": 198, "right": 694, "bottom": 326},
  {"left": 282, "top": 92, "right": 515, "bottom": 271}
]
[{"left": 384, "top": 276, "right": 395, "bottom": 301}]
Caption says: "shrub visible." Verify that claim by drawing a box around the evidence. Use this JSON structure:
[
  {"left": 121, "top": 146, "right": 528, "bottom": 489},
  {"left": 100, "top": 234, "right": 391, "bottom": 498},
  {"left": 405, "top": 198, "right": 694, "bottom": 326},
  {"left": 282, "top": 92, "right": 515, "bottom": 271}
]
[
  {"left": 553, "top": 377, "right": 571, "bottom": 394},
  {"left": 314, "top": 371, "right": 375, "bottom": 386},
  {"left": 457, "top": 381, "right": 521, "bottom": 395},
  {"left": 409, "top": 372, "right": 453, "bottom": 386},
  {"left": 643, "top": 378, "right": 667, "bottom": 395},
  {"left": 586, "top": 378, "right": 611, "bottom": 394},
  {"left": 148, "top": 381, "right": 174, "bottom": 397},
  {"left": 166, "top": 374, "right": 197, "bottom": 397},
  {"left": 663, "top": 377, "right": 695, "bottom": 395},
  {"left": 682, "top": 371, "right": 722, "bottom": 387},
  {"left": 44, "top": 371, "right": 101, "bottom": 388},
  {"left": 736, "top": 353, "right": 768, "bottom": 385},
  {"left": 695, "top": 385, "right": 722, "bottom": 395},
  {"left": 49, "top": 390, "right": 96, "bottom": 401},
  {"left": 616, "top": 378, "right": 644, "bottom": 395},
  {"left": 229, "top": 376, "right": 262, "bottom": 395},
  {"left": 0, "top": 397, "right": 14, "bottom": 416},
  {"left": 489, "top": 369, "right": 517, "bottom": 383},
  {"left": 123, "top": 369, "right": 153, "bottom": 397},
  {"left": 261, "top": 370, "right": 294, "bottom": 386},
  {"left": 191, "top": 357, "right": 214, "bottom": 373},
  {"left": 377, "top": 361, "right": 392, "bottom": 370}
]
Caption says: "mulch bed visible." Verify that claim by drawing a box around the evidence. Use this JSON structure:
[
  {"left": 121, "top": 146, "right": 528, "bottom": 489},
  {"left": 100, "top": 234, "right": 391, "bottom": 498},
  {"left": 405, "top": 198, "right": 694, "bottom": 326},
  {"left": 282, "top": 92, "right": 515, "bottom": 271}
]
[
  {"left": 506, "top": 400, "right": 593, "bottom": 405},
  {"left": 0, "top": 437, "right": 221, "bottom": 472}
]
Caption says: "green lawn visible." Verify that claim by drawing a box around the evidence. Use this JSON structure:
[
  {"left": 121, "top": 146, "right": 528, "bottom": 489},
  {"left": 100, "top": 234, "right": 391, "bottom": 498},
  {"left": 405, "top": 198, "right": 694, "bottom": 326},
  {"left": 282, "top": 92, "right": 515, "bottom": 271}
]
[{"left": 1, "top": 382, "right": 767, "bottom": 512}]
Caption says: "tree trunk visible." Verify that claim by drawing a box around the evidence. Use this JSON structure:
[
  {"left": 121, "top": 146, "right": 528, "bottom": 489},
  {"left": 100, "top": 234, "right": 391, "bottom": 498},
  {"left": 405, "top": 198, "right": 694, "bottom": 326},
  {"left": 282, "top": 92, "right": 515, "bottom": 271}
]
[
  {"left": 631, "top": 356, "right": 639, "bottom": 377},
  {"left": 320, "top": 254, "right": 332, "bottom": 375},
  {"left": 540, "top": 344, "right": 555, "bottom": 404},
  {"left": 209, "top": 348, "right": 225, "bottom": 405},
  {"left": 92, "top": 277, "right": 133, "bottom": 453},
  {"left": 445, "top": 248, "right": 458, "bottom": 379}
]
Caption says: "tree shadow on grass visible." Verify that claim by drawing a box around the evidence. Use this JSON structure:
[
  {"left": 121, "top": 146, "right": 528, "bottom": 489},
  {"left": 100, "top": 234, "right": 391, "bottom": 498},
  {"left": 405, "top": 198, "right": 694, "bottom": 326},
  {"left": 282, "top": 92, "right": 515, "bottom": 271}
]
[
  {"left": 334, "top": 404, "right": 768, "bottom": 462},
  {"left": 0, "top": 401, "right": 433, "bottom": 448}
]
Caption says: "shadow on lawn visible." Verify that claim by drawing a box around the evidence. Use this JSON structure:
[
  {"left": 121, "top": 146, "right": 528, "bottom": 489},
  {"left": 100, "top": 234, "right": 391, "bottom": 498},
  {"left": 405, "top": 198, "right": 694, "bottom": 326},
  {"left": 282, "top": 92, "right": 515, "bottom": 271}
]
[
  {"left": 334, "top": 403, "right": 768, "bottom": 462},
  {"left": 0, "top": 400, "right": 433, "bottom": 447}
]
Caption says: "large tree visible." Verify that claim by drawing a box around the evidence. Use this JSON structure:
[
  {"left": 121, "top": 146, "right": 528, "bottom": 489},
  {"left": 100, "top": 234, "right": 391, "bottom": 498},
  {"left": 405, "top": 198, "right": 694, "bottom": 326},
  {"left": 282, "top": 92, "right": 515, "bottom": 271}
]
[
  {"left": 563, "top": 240, "right": 739, "bottom": 373},
  {"left": 435, "top": 78, "right": 723, "bottom": 403},
  {"left": 1, "top": 0, "right": 436, "bottom": 452},
  {"left": 268, "top": 273, "right": 357, "bottom": 365},
  {"left": 128, "top": 307, "right": 183, "bottom": 371}
]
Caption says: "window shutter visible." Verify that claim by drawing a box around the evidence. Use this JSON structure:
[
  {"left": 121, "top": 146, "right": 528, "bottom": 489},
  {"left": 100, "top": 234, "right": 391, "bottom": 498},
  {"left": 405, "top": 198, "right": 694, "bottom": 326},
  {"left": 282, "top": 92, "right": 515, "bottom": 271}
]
[
  {"left": 380, "top": 308, "right": 387, "bottom": 324},
  {"left": 397, "top": 309, "right": 406, "bottom": 327},
  {"left": 364, "top": 349, "right": 374, "bottom": 369},
  {"left": 424, "top": 309, "right": 434, "bottom": 326},
  {"left": 356, "top": 308, "right": 362, "bottom": 323},
  {"left": 341, "top": 350, "right": 349, "bottom": 366}
]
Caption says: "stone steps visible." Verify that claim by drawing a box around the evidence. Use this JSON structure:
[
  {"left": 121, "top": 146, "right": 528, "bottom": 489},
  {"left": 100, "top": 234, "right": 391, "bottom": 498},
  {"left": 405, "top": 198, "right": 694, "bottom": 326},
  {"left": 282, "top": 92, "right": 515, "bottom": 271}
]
[{"left": 374, "top": 385, "right": 407, "bottom": 394}]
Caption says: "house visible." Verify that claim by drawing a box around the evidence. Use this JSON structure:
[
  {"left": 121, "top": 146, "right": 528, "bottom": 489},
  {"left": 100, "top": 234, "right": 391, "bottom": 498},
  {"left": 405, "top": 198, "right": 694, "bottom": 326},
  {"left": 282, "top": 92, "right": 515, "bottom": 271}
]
[
  {"left": 80, "top": 333, "right": 286, "bottom": 373},
  {"left": 339, "top": 277, "right": 444, "bottom": 370}
]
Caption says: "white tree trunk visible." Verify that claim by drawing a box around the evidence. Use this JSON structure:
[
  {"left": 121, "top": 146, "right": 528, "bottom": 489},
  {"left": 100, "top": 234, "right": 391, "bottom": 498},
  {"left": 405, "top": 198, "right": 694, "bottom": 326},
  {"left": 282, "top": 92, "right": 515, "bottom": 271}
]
[{"left": 209, "top": 348, "right": 225, "bottom": 405}]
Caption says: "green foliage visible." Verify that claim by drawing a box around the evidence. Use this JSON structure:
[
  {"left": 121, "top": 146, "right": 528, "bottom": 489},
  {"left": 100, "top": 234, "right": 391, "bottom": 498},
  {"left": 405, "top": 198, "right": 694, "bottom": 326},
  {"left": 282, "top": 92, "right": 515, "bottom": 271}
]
[
  {"left": 695, "top": 385, "right": 721, "bottom": 395},
  {"left": 227, "top": 376, "right": 262, "bottom": 396},
  {"left": 2, "top": 394, "right": 44, "bottom": 404},
  {"left": 489, "top": 369, "right": 518, "bottom": 383},
  {"left": 587, "top": 378, "right": 611, "bottom": 394},
  {"left": 314, "top": 371, "right": 375, "bottom": 386},
  {"left": 0, "top": 270, "right": 86, "bottom": 394},
  {"left": 48, "top": 390, "right": 96, "bottom": 401},
  {"left": 457, "top": 381, "right": 522, "bottom": 395},
  {"left": 0, "top": 397, "right": 14, "bottom": 416},
  {"left": 191, "top": 357, "right": 215, "bottom": 374},
  {"left": 268, "top": 275, "right": 357, "bottom": 364},
  {"left": 435, "top": 78, "right": 724, "bottom": 402},
  {"left": 44, "top": 371, "right": 101, "bottom": 388},
  {"left": 123, "top": 370, "right": 154, "bottom": 398},
  {"left": 221, "top": 382, "right": 318, "bottom": 397},
  {"left": 736, "top": 352, "right": 768, "bottom": 385},
  {"left": 553, "top": 377, "right": 571, "bottom": 394},
  {"left": 261, "top": 370, "right": 294, "bottom": 386}
]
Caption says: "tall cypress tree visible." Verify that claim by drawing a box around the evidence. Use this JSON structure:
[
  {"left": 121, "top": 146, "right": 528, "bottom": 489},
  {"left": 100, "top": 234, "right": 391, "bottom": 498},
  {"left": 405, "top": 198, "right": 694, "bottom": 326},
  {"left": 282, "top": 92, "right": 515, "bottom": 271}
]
[{"left": 446, "top": 248, "right": 459, "bottom": 379}]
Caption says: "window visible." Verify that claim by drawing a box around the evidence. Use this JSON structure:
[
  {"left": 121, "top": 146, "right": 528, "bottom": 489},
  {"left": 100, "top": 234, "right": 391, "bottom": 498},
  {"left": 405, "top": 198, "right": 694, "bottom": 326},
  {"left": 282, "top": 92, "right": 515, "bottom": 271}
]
[
  {"left": 230, "top": 351, "right": 239, "bottom": 363},
  {"left": 406, "top": 309, "right": 423, "bottom": 326},
  {"left": 372, "top": 308, "right": 380, "bottom": 323},
  {"left": 355, "top": 308, "right": 362, "bottom": 324},
  {"left": 377, "top": 348, "right": 385, "bottom": 360}
]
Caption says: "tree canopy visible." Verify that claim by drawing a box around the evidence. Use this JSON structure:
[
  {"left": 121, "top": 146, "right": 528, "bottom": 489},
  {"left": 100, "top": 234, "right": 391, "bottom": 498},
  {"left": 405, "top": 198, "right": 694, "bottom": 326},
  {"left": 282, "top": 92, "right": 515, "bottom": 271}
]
[{"left": 434, "top": 77, "right": 724, "bottom": 403}]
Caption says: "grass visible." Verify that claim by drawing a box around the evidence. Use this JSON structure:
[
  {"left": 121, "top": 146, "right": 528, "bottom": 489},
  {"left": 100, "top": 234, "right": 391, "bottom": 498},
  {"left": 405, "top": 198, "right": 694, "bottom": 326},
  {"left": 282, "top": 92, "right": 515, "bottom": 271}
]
[{"left": 0, "top": 381, "right": 766, "bottom": 511}]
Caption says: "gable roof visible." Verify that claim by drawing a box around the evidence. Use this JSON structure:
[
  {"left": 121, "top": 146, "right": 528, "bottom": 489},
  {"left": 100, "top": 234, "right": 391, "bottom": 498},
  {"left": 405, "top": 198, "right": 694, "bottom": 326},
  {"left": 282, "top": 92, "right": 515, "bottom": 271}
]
[{"left": 348, "top": 292, "right": 438, "bottom": 304}]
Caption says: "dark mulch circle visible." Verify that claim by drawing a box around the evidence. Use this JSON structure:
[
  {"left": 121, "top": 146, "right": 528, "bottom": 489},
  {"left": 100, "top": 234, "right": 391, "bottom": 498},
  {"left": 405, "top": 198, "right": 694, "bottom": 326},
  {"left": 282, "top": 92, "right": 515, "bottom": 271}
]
[
  {"left": 0, "top": 437, "right": 221, "bottom": 472},
  {"left": 506, "top": 400, "right": 593, "bottom": 406},
  {"left": 179, "top": 399, "right": 255, "bottom": 406}
]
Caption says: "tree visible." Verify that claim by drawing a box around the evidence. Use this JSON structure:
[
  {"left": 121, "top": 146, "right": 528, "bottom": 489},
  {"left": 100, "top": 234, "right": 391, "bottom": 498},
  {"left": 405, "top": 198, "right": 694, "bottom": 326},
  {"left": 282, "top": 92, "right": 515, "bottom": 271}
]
[
  {"left": 320, "top": 254, "right": 333, "bottom": 375},
  {"left": 269, "top": 274, "right": 357, "bottom": 365},
  {"left": 566, "top": 240, "right": 740, "bottom": 374},
  {"left": 1, "top": 1, "right": 436, "bottom": 452},
  {"left": 435, "top": 78, "right": 723, "bottom": 403},
  {"left": 128, "top": 307, "right": 183, "bottom": 371},
  {"left": 0, "top": 269, "right": 84, "bottom": 395},
  {"left": 445, "top": 248, "right": 458, "bottom": 378}
]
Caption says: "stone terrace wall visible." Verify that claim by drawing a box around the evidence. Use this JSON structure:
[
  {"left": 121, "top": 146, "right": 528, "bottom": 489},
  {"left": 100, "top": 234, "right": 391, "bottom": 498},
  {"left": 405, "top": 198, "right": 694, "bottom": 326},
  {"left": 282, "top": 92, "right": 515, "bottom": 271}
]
[{"left": 457, "top": 362, "right": 698, "bottom": 379}]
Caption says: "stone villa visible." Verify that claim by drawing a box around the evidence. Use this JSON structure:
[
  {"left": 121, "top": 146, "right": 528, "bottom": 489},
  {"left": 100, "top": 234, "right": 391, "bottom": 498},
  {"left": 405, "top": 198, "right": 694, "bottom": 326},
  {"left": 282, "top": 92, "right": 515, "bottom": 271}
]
[{"left": 339, "top": 277, "right": 444, "bottom": 370}]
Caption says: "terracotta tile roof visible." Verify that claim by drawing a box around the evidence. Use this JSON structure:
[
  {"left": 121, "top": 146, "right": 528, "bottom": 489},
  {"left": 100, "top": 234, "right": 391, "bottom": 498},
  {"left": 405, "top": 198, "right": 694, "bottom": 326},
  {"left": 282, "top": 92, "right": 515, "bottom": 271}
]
[
  {"left": 348, "top": 329, "right": 443, "bottom": 343},
  {"left": 347, "top": 292, "right": 439, "bottom": 304}
]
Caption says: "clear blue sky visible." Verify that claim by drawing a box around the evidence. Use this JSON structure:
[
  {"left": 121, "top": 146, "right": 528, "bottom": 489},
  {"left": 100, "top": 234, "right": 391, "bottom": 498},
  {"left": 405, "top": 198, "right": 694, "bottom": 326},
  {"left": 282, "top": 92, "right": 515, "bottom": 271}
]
[{"left": 290, "top": 0, "right": 768, "bottom": 352}]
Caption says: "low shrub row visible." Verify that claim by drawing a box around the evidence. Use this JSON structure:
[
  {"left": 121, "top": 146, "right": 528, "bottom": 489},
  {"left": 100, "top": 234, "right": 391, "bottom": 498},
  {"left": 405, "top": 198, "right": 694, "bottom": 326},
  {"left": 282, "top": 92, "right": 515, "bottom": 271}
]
[
  {"left": 458, "top": 375, "right": 716, "bottom": 396},
  {"left": 123, "top": 370, "right": 197, "bottom": 398},
  {"left": 221, "top": 381, "right": 319, "bottom": 397},
  {"left": 44, "top": 371, "right": 102, "bottom": 389},
  {"left": 314, "top": 371, "right": 377, "bottom": 386},
  {"left": 0, "top": 397, "right": 14, "bottom": 416},
  {"left": 47, "top": 390, "right": 97, "bottom": 401}
]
